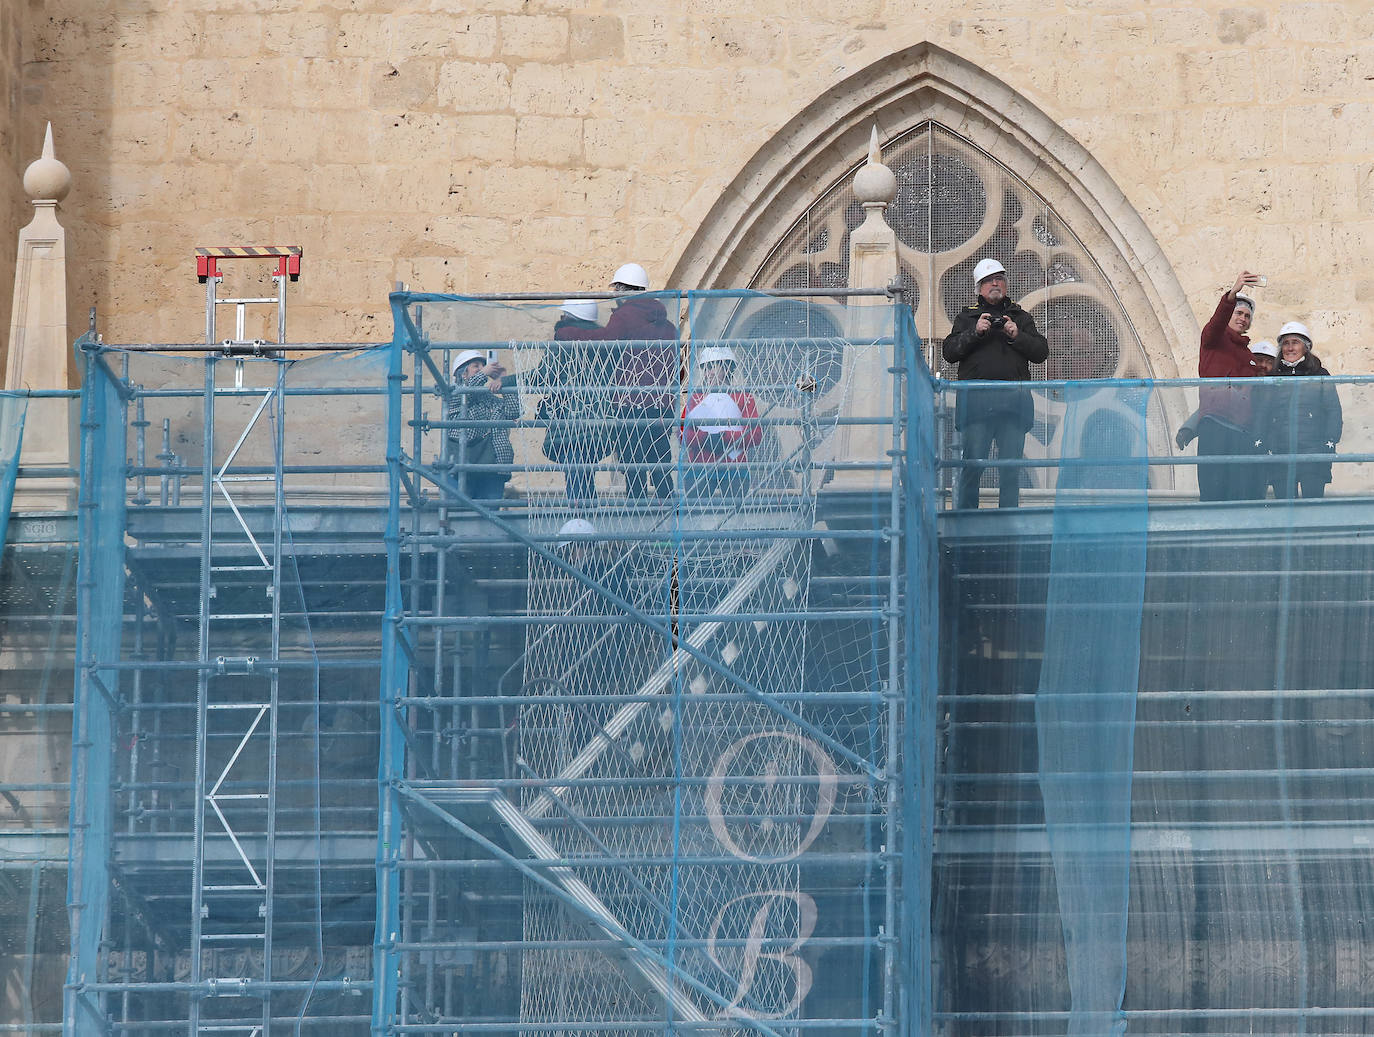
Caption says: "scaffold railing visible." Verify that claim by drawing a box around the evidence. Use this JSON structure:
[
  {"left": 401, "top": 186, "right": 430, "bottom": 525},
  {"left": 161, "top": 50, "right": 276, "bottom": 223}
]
[
  {"left": 375, "top": 290, "right": 926, "bottom": 1036},
  {"left": 9, "top": 287, "right": 1374, "bottom": 1037}
]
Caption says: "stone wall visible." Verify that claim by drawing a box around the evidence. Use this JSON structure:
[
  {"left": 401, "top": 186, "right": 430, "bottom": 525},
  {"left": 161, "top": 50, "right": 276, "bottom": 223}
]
[
  {"left": 13, "top": 1, "right": 1374, "bottom": 373},
  {"left": 0, "top": 0, "right": 26, "bottom": 370}
]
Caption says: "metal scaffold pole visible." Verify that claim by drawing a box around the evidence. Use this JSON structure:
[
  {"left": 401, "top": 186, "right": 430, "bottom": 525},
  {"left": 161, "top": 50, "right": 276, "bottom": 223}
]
[
  {"left": 371, "top": 289, "right": 909, "bottom": 1035},
  {"left": 188, "top": 245, "right": 301, "bottom": 1035}
]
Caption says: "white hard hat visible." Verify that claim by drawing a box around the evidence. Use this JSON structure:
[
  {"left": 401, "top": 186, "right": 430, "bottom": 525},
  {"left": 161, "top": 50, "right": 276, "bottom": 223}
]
[
  {"left": 611, "top": 262, "right": 649, "bottom": 289},
  {"left": 557, "top": 517, "right": 597, "bottom": 547},
  {"left": 1233, "top": 292, "right": 1256, "bottom": 314},
  {"left": 451, "top": 349, "right": 486, "bottom": 377},
  {"left": 1250, "top": 339, "right": 1278, "bottom": 359},
  {"left": 696, "top": 346, "right": 737, "bottom": 366},
  {"left": 973, "top": 258, "right": 1007, "bottom": 286},
  {"left": 560, "top": 299, "right": 598, "bottom": 322},
  {"left": 687, "top": 392, "right": 744, "bottom": 434},
  {"left": 1277, "top": 321, "right": 1312, "bottom": 347}
]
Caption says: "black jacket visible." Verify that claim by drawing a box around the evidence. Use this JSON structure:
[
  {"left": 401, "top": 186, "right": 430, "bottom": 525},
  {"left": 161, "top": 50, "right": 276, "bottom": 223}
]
[
  {"left": 942, "top": 297, "right": 1049, "bottom": 429},
  {"left": 1261, "top": 351, "right": 1342, "bottom": 455}
]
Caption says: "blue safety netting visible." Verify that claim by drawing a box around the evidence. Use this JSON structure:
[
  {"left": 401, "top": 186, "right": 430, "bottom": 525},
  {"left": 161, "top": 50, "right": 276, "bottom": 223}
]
[
  {"left": 57, "top": 345, "right": 394, "bottom": 1035},
  {"left": 901, "top": 313, "right": 939, "bottom": 1037},
  {"left": 0, "top": 393, "right": 25, "bottom": 547},
  {"left": 1034, "top": 384, "right": 1149, "bottom": 1037},
  {"left": 0, "top": 391, "right": 75, "bottom": 1033},
  {"left": 6, "top": 298, "right": 1374, "bottom": 1037},
  {"left": 67, "top": 356, "right": 124, "bottom": 1034},
  {"left": 375, "top": 290, "right": 914, "bottom": 1034},
  {"left": 935, "top": 374, "right": 1374, "bottom": 1037}
]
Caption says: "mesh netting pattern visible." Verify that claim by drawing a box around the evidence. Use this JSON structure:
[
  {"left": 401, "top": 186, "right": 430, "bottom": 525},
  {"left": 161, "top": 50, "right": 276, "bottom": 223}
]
[{"left": 508, "top": 317, "right": 888, "bottom": 1027}]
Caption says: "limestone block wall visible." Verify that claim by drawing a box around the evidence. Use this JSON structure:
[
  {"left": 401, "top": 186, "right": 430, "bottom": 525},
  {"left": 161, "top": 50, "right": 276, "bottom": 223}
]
[
  {"left": 0, "top": 0, "right": 26, "bottom": 368},
  {"left": 11, "top": 1, "right": 1374, "bottom": 379}
]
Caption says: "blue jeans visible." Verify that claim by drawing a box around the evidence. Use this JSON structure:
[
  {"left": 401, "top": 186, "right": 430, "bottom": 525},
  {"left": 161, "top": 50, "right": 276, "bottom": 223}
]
[{"left": 957, "top": 414, "right": 1025, "bottom": 510}]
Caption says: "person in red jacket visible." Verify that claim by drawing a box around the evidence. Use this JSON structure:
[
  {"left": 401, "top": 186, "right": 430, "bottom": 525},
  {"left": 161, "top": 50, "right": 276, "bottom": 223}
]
[
  {"left": 598, "top": 262, "right": 680, "bottom": 499},
  {"left": 680, "top": 346, "right": 762, "bottom": 500},
  {"left": 1197, "top": 270, "right": 1266, "bottom": 501}
]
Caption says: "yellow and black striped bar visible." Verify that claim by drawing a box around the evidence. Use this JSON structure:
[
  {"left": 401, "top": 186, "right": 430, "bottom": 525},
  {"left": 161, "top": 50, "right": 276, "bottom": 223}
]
[{"left": 196, "top": 245, "right": 303, "bottom": 282}]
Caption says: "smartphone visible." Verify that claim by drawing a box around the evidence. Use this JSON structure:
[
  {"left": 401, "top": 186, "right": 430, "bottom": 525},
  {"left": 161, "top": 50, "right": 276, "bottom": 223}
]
[
  {"left": 487, "top": 349, "right": 499, "bottom": 363},
  {"left": 1252, "top": 275, "right": 1268, "bottom": 288}
]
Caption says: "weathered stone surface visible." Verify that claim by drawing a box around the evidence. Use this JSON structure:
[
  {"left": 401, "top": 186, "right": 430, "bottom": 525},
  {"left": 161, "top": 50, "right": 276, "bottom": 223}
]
[
  {"left": 499, "top": 14, "right": 569, "bottom": 61},
  {"left": 569, "top": 15, "right": 624, "bottom": 62},
  {"left": 0, "top": 0, "right": 1367, "bottom": 373},
  {"left": 436, "top": 60, "right": 512, "bottom": 112},
  {"left": 369, "top": 60, "right": 438, "bottom": 109}
]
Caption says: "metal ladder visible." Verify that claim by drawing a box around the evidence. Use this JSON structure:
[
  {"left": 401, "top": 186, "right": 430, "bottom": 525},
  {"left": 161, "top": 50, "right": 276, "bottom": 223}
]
[{"left": 189, "top": 246, "right": 301, "bottom": 1035}]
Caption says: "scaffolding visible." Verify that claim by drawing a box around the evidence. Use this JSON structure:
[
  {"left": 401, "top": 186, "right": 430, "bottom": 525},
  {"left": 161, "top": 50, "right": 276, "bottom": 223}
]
[
  {"left": 8, "top": 288, "right": 1374, "bottom": 1037},
  {"left": 49, "top": 289, "right": 926, "bottom": 1036}
]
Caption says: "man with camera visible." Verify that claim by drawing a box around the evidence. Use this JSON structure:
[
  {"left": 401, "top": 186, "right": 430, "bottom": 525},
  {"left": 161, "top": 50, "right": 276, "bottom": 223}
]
[{"left": 942, "top": 258, "right": 1049, "bottom": 509}]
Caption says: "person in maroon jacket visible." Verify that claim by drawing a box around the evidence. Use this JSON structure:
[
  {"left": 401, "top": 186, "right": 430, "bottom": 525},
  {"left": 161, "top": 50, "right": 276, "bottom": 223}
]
[
  {"left": 1197, "top": 270, "right": 1266, "bottom": 501},
  {"left": 598, "top": 262, "right": 680, "bottom": 499}
]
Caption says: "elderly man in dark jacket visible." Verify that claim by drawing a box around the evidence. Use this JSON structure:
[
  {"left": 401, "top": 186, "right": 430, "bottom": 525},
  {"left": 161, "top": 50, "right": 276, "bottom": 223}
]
[{"left": 942, "top": 258, "right": 1049, "bottom": 509}]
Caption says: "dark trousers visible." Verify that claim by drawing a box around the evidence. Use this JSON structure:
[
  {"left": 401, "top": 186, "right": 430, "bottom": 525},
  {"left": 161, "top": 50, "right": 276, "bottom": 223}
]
[
  {"left": 1197, "top": 416, "right": 1264, "bottom": 501},
  {"left": 957, "top": 414, "right": 1026, "bottom": 510},
  {"left": 450, "top": 435, "right": 507, "bottom": 506},
  {"left": 1271, "top": 460, "right": 1331, "bottom": 500},
  {"left": 558, "top": 445, "right": 602, "bottom": 503},
  {"left": 616, "top": 410, "right": 673, "bottom": 499},
  {"left": 465, "top": 472, "right": 508, "bottom": 505},
  {"left": 684, "top": 466, "right": 749, "bottom": 501},
  {"left": 564, "top": 465, "right": 596, "bottom": 503}
]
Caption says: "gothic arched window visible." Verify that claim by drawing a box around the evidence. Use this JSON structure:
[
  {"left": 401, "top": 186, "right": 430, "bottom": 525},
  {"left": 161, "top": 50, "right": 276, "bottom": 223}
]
[
  {"left": 745, "top": 121, "right": 1174, "bottom": 490},
  {"left": 749, "top": 121, "right": 1146, "bottom": 385}
]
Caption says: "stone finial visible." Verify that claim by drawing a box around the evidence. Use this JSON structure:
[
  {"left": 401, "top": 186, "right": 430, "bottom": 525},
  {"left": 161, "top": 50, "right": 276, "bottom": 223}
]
[
  {"left": 839, "top": 124, "right": 901, "bottom": 476},
  {"left": 852, "top": 125, "right": 896, "bottom": 207},
  {"left": 6, "top": 117, "right": 72, "bottom": 459},
  {"left": 22, "top": 123, "right": 72, "bottom": 203}
]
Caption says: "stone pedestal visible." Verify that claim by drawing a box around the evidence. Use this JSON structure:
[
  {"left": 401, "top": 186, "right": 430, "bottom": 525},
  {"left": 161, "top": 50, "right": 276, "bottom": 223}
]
[
  {"left": 6, "top": 124, "right": 76, "bottom": 511},
  {"left": 832, "top": 127, "right": 900, "bottom": 489}
]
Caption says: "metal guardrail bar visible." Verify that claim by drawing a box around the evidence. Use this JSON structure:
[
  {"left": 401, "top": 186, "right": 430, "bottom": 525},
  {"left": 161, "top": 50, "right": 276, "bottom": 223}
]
[{"left": 395, "top": 287, "right": 898, "bottom": 301}]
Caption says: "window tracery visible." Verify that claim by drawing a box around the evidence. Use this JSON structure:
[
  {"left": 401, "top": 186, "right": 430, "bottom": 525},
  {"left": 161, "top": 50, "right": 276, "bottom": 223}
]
[{"left": 746, "top": 121, "right": 1174, "bottom": 490}]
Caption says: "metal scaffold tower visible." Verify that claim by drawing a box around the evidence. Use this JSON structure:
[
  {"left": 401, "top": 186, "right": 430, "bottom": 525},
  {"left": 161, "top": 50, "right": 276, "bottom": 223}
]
[
  {"left": 373, "top": 290, "right": 928, "bottom": 1035},
  {"left": 65, "top": 247, "right": 370, "bottom": 1036},
  {"left": 35, "top": 274, "right": 1374, "bottom": 1037},
  {"left": 189, "top": 247, "right": 297, "bottom": 1033},
  {"left": 58, "top": 286, "right": 932, "bottom": 1037}
]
